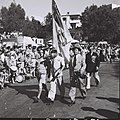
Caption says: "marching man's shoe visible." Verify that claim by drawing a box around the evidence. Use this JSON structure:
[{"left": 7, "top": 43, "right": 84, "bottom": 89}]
[
  {"left": 96, "top": 80, "right": 100, "bottom": 87},
  {"left": 71, "top": 100, "right": 75, "bottom": 104},
  {"left": 82, "top": 96, "right": 86, "bottom": 99},
  {"left": 34, "top": 97, "right": 40, "bottom": 103},
  {"left": 46, "top": 97, "right": 54, "bottom": 105},
  {"left": 68, "top": 100, "right": 75, "bottom": 106},
  {"left": 86, "top": 86, "right": 90, "bottom": 90}
]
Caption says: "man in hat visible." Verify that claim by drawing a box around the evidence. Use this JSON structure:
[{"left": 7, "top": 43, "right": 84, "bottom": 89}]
[
  {"left": 69, "top": 43, "right": 87, "bottom": 105},
  {"left": 27, "top": 44, "right": 32, "bottom": 52},
  {"left": 86, "top": 45, "right": 100, "bottom": 90},
  {"left": 46, "top": 48, "right": 65, "bottom": 105}
]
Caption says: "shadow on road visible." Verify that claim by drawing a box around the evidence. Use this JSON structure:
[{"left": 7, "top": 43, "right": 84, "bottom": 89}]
[
  {"left": 55, "top": 95, "right": 71, "bottom": 105},
  {"left": 9, "top": 85, "right": 38, "bottom": 101},
  {"left": 81, "top": 107, "right": 119, "bottom": 119},
  {"left": 96, "top": 97, "right": 119, "bottom": 104},
  {"left": 9, "top": 84, "right": 50, "bottom": 103},
  {"left": 9, "top": 84, "right": 71, "bottom": 105}
]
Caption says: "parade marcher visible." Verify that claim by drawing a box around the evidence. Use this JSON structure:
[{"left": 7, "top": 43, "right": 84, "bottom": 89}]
[
  {"left": 35, "top": 46, "right": 48, "bottom": 102},
  {"left": 86, "top": 45, "right": 100, "bottom": 90},
  {"left": 46, "top": 48, "right": 65, "bottom": 105},
  {"left": 69, "top": 44, "right": 87, "bottom": 105}
]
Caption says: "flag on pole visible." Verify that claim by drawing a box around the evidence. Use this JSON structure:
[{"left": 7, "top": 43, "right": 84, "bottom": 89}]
[{"left": 52, "top": 0, "right": 77, "bottom": 63}]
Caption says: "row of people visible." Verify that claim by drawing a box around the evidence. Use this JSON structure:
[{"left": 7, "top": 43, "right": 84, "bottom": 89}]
[{"left": 34, "top": 43, "right": 101, "bottom": 105}]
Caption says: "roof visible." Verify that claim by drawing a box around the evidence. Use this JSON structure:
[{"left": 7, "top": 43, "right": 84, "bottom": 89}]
[
  {"left": 2, "top": 38, "right": 17, "bottom": 42},
  {"left": 62, "top": 14, "right": 80, "bottom": 17}
]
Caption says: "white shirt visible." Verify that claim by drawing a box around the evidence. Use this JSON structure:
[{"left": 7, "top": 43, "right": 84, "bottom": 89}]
[{"left": 53, "top": 55, "right": 65, "bottom": 77}]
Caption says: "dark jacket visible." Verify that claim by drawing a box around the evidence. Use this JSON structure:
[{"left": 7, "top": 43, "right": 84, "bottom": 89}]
[{"left": 86, "top": 52, "right": 100, "bottom": 73}]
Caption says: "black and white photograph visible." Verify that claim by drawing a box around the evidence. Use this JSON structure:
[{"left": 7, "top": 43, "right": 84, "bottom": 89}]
[{"left": 0, "top": 0, "right": 120, "bottom": 119}]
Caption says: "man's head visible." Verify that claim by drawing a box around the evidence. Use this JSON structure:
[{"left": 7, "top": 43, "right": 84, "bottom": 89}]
[
  {"left": 32, "top": 46, "right": 37, "bottom": 52},
  {"left": 28, "top": 44, "right": 32, "bottom": 50},
  {"left": 69, "top": 48, "right": 74, "bottom": 57},
  {"left": 51, "top": 49, "right": 57, "bottom": 58},
  {"left": 74, "top": 44, "right": 81, "bottom": 55},
  {"left": 37, "top": 46, "right": 44, "bottom": 56}
]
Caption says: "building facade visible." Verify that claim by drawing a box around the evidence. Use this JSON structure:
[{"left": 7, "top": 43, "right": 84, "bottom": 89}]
[{"left": 62, "top": 12, "right": 81, "bottom": 29}]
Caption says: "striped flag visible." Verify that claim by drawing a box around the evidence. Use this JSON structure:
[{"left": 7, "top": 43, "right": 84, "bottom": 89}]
[{"left": 52, "top": 0, "right": 76, "bottom": 63}]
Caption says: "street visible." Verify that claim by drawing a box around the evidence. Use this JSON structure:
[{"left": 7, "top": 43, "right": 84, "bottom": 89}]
[{"left": 0, "top": 62, "right": 119, "bottom": 119}]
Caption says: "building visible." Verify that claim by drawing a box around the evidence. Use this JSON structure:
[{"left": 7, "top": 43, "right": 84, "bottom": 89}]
[
  {"left": 62, "top": 12, "right": 81, "bottom": 29},
  {"left": 111, "top": 3, "right": 120, "bottom": 9},
  {"left": 62, "top": 12, "right": 82, "bottom": 41},
  {"left": 32, "top": 37, "right": 44, "bottom": 46},
  {"left": 2, "top": 37, "right": 18, "bottom": 47}
]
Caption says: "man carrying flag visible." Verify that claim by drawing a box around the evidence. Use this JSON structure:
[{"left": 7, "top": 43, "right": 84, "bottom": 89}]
[{"left": 46, "top": 48, "right": 65, "bottom": 105}]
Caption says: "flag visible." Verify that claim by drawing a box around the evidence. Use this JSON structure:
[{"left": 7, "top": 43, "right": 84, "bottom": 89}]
[{"left": 52, "top": 0, "right": 77, "bottom": 63}]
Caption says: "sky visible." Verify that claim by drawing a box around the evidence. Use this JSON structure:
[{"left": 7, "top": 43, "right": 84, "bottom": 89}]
[{"left": 0, "top": 0, "right": 120, "bottom": 22}]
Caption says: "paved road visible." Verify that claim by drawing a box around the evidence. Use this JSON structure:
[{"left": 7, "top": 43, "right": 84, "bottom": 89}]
[{"left": 0, "top": 62, "right": 119, "bottom": 119}]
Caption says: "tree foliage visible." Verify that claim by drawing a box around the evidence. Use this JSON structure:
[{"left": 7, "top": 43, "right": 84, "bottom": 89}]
[
  {"left": 80, "top": 4, "right": 120, "bottom": 43},
  {"left": 44, "top": 12, "right": 53, "bottom": 39},
  {"left": 0, "top": 3, "right": 53, "bottom": 40},
  {"left": 1, "top": 2, "right": 25, "bottom": 34}
]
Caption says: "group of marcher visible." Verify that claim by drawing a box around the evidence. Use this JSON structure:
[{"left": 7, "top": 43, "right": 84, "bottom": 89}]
[
  {"left": 97, "top": 43, "right": 120, "bottom": 63},
  {"left": 0, "top": 42, "right": 120, "bottom": 106}
]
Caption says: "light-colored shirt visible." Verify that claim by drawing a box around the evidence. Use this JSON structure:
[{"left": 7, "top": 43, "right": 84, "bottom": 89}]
[
  {"left": 74, "top": 54, "right": 86, "bottom": 72},
  {"left": 52, "top": 55, "right": 65, "bottom": 77}
]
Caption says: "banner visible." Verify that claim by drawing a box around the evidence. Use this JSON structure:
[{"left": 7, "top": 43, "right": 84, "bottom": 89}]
[{"left": 52, "top": 0, "right": 77, "bottom": 63}]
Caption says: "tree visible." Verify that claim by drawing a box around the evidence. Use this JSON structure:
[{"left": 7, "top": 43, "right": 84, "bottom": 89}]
[
  {"left": 80, "top": 4, "right": 120, "bottom": 43},
  {"left": 22, "top": 16, "right": 46, "bottom": 38},
  {"left": 44, "top": 12, "right": 53, "bottom": 39},
  {"left": 22, "top": 17, "right": 36, "bottom": 37},
  {"left": 1, "top": 6, "right": 9, "bottom": 34},
  {"left": 112, "top": 7, "right": 120, "bottom": 43},
  {"left": 1, "top": 2, "right": 25, "bottom": 34}
]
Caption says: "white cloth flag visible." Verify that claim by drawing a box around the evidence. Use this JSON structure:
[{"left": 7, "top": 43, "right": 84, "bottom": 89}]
[{"left": 52, "top": 0, "right": 77, "bottom": 63}]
